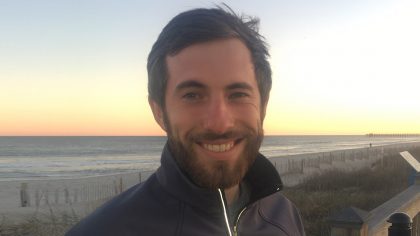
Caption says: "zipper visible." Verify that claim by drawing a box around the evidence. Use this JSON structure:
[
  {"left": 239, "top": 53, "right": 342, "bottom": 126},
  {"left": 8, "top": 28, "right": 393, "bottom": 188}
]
[
  {"left": 233, "top": 207, "right": 246, "bottom": 236},
  {"left": 218, "top": 188, "right": 233, "bottom": 236}
]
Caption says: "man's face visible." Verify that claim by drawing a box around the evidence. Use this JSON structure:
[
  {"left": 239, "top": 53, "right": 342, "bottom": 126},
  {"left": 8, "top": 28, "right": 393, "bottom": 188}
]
[{"left": 150, "top": 38, "right": 267, "bottom": 189}]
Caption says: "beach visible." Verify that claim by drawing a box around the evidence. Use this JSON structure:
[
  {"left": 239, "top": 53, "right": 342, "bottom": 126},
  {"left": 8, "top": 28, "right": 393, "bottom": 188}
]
[
  {"left": 0, "top": 171, "right": 156, "bottom": 224},
  {"left": 2, "top": 141, "right": 419, "bottom": 225},
  {"left": 0, "top": 135, "right": 415, "bottom": 181}
]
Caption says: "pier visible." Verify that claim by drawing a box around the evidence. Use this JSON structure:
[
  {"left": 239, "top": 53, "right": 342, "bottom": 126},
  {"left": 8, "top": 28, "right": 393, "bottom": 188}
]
[
  {"left": 2, "top": 141, "right": 420, "bottom": 235},
  {"left": 366, "top": 133, "right": 420, "bottom": 138}
]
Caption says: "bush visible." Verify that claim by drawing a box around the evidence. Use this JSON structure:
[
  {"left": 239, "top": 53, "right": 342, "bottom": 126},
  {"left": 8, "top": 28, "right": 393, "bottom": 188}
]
[{"left": 282, "top": 148, "right": 416, "bottom": 236}]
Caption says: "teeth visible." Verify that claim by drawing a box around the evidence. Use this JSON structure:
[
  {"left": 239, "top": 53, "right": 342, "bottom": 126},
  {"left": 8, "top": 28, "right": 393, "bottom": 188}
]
[{"left": 203, "top": 142, "right": 234, "bottom": 152}]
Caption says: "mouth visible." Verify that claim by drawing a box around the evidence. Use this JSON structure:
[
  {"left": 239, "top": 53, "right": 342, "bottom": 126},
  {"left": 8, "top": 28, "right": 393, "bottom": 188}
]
[{"left": 198, "top": 139, "right": 242, "bottom": 153}]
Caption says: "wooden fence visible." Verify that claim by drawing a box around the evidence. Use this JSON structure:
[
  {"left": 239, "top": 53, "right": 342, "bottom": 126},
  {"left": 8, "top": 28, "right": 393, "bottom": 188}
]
[
  {"left": 271, "top": 142, "right": 420, "bottom": 176},
  {"left": 18, "top": 171, "right": 154, "bottom": 208},
  {"left": 328, "top": 149, "right": 420, "bottom": 236},
  {"left": 17, "top": 142, "right": 420, "bottom": 211}
]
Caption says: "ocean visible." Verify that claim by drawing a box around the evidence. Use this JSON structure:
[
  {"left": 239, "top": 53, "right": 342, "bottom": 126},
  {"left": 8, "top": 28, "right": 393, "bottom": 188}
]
[{"left": 0, "top": 135, "right": 418, "bottom": 180}]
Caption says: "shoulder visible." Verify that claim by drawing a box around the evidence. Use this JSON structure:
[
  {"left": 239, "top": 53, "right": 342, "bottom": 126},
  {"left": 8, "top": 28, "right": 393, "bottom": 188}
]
[
  {"left": 66, "top": 174, "right": 179, "bottom": 236},
  {"left": 257, "top": 192, "right": 305, "bottom": 235}
]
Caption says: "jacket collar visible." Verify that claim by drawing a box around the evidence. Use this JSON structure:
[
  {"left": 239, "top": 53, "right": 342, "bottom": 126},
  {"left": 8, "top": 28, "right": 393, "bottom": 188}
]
[{"left": 156, "top": 143, "right": 283, "bottom": 214}]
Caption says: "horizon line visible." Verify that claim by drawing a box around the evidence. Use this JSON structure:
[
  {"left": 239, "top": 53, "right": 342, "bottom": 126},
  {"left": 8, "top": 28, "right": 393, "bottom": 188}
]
[{"left": 0, "top": 134, "right": 393, "bottom": 137}]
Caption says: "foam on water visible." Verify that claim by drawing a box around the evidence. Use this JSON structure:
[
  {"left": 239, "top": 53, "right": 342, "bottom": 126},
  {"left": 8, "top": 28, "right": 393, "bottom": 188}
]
[{"left": 0, "top": 136, "right": 418, "bottom": 180}]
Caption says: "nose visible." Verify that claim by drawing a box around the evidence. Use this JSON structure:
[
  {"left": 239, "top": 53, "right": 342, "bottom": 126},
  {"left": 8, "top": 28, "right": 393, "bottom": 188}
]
[{"left": 203, "top": 96, "right": 234, "bottom": 134}]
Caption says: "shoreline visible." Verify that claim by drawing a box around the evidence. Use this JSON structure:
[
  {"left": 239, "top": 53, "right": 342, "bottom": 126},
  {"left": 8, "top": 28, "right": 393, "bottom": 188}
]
[
  {"left": 1, "top": 141, "right": 419, "bottom": 224},
  {"left": 2, "top": 140, "right": 420, "bottom": 182}
]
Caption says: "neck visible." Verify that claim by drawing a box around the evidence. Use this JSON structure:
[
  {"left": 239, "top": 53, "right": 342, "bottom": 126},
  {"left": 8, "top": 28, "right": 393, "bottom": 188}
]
[{"left": 224, "top": 184, "right": 240, "bottom": 206}]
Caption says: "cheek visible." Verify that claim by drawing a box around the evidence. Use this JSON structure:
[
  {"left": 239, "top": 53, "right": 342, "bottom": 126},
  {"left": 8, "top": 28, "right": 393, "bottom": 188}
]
[
  {"left": 168, "top": 106, "right": 205, "bottom": 123},
  {"left": 165, "top": 105, "right": 204, "bottom": 134},
  {"left": 166, "top": 100, "right": 262, "bottom": 132},
  {"left": 233, "top": 104, "right": 262, "bottom": 124}
]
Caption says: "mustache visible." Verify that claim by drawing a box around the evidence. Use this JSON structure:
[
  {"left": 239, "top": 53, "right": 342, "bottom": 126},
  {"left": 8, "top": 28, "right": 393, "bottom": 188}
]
[{"left": 189, "top": 129, "right": 252, "bottom": 142}]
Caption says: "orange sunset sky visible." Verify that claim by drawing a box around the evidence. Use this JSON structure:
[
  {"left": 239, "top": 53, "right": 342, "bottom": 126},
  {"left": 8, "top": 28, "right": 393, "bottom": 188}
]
[{"left": 1, "top": 0, "right": 420, "bottom": 136}]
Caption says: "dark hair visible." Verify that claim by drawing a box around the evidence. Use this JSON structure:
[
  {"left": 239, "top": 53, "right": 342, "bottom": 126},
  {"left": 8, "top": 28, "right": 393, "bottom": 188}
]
[{"left": 147, "top": 6, "right": 272, "bottom": 108}]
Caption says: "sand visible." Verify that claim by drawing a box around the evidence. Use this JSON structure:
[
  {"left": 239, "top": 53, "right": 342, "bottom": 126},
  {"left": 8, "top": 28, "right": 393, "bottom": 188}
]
[
  {"left": 0, "top": 171, "right": 153, "bottom": 224},
  {"left": 1, "top": 142, "right": 418, "bottom": 224}
]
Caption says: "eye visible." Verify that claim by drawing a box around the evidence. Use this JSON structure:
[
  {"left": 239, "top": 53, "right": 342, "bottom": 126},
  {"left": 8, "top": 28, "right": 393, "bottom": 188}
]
[
  {"left": 182, "top": 92, "right": 202, "bottom": 101},
  {"left": 229, "top": 92, "right": 250, "bottom": 99}
]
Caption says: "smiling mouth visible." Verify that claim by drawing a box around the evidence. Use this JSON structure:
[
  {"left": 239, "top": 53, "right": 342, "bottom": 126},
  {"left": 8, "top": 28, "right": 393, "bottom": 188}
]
[{"left": 199, "top": 139, "right": 242, "bottom": 153}]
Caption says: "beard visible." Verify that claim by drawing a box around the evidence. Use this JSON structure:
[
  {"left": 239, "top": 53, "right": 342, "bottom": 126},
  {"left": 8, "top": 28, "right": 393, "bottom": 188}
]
[{"left": 164, "top": 114, "right": 264, "bottom": 190}]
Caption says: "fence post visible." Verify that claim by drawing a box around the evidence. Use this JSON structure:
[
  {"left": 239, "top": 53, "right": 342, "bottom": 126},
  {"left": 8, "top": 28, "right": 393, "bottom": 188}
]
[
  {"left": 55, "top": 189, "right": 59, "bottom": 204},
  {"left": 301, "top": 160, "right": 304, "bottom": 174},
  {"left": 74, "top": 189, "right": 78, "bottom": 203},
  {"left": 328, "top": 206, "right": 369, "bottom": 236},
  {"left": 381, "top": 147, "right": 385, "bottom": 168},
  {"left": 45, "top": 189, "right": 49, "bottom": 205},
  {"left": 119, "top": 177, "right": 123, "bottom": 193},
  {"left": 387, "top": 212, "right": 412, "bottom": 236},
  {"left": 35, "top": 189, "right": 40, "bottom": 207},
  {"left": 20, "top": 183, "right": 30, "bottom": 207},
  {"left": 114, "top": 180, "right": 118, "bottom": 195},
  {"left": 65, "top": 188, "right": 70, "bottom": 204}
]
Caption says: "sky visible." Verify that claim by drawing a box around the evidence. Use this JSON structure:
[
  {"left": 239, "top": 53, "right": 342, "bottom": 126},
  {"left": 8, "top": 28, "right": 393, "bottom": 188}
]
[{"left": 1, "top": 0, "right": 420, "bottom": 136}]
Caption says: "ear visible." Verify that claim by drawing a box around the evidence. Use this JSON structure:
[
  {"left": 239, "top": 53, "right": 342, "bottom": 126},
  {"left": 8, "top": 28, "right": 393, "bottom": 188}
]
[{"left": 148, "top": 97, "right": 167, "bottom": 132}]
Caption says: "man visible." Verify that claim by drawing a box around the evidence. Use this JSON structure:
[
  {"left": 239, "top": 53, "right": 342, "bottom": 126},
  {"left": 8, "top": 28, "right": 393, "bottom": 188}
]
[{"left": 67, "top": 6, "right": 305, "bottom": 236}]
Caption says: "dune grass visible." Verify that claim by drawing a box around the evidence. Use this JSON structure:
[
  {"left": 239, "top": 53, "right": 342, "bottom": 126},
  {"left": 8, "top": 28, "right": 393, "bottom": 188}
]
[
  {"left": 283, "top": 148, "right": 418, "bottom": 235},
  {"left": 0, "top": 212, "right": 78, "bottom": 236},
  {"left": 1, "top": 148, "right": 418, "bottom": 236},
  {"left": 0, "top": 199, "right": 105, "bottom": 236}
]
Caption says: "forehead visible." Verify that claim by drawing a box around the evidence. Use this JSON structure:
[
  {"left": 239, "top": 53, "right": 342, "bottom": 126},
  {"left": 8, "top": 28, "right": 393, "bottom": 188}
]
[{"left": 165, "top": 38, "right": 256, "bottom": 90}]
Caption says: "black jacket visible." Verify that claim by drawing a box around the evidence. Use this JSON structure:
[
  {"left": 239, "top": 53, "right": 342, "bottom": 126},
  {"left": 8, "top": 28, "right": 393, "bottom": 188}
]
[{"left": 66, "top": 144, "right": 305, "bottom": 236}]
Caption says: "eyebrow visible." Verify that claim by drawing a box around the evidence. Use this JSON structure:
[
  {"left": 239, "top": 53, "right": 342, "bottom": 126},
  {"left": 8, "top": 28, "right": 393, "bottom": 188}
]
[
  {"left": 174, "top": 80, "right": 254, "bottom": 92},
  {"left": 226, "top": 82, "right": 253, "bottom": 91},
  {"left": 175, "top": 80, "right": 206, "bottom": 91}
]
